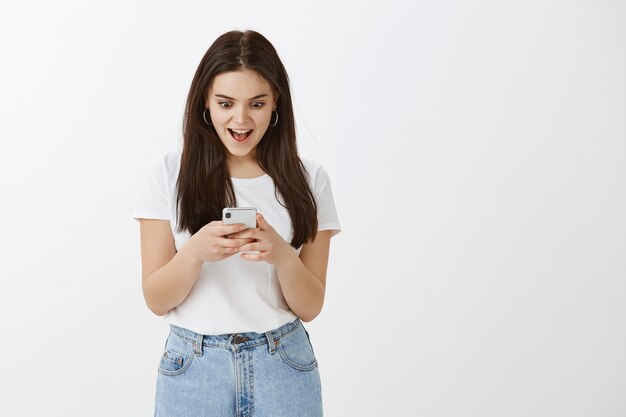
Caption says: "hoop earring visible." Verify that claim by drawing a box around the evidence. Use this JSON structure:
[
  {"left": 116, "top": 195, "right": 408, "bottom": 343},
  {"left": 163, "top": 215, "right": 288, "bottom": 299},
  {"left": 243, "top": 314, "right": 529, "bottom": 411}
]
[
  {"left": 202, "top": 108, "right": 212, "bottom": 126},
  {"left": 269, "top": 110, "right": 278, "bottom": 127}
]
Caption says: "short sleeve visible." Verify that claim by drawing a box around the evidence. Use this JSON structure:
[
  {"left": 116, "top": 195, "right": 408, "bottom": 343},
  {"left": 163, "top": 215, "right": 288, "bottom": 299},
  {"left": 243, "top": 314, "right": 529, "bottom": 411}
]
[
  {"left": 131, "top": 153, "right": 170, "bottom": 221},
  {"left": 312, "top": 165, "right": 342, "bottom": 238}
]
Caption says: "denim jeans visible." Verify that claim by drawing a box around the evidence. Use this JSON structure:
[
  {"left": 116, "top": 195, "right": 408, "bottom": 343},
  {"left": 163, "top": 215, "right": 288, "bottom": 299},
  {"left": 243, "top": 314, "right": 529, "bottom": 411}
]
[{"left": 154, "top": 317, "right": 323, "bottom": 417}]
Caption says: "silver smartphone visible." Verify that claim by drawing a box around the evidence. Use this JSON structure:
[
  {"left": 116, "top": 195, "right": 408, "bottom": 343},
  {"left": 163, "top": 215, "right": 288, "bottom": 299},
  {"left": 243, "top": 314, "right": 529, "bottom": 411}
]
[{"left": 222, "top": 207, "right": 257, "bottom": 229}]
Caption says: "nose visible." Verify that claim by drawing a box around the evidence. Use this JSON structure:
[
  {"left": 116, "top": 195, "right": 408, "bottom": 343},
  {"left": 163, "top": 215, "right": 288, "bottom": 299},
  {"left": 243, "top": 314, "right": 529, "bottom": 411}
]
[{"left": 233, "top": 105, "right": 249, "bottom": 124}]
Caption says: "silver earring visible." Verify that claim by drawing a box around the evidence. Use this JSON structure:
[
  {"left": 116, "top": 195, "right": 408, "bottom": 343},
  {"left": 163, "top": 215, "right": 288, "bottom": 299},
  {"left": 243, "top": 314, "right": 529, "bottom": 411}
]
[
  {"left": 269, "top": 110, "right": 278, "bottom": 127},
  {"left": 203, "top": 108, "right": 212, "bottom": 126}
]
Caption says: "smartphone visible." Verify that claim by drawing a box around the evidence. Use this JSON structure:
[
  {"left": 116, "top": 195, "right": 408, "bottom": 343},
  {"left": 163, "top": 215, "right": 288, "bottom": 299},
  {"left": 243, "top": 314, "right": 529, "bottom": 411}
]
[{"left": 222, "top": 207, "right": 257, "bottom": 229}]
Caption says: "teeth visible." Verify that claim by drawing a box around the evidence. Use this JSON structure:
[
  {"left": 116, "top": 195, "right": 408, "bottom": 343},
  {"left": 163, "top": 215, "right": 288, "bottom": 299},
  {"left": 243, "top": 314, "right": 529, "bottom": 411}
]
[{"left": 231, "top": 129, "right": 251, "bottom": 134}]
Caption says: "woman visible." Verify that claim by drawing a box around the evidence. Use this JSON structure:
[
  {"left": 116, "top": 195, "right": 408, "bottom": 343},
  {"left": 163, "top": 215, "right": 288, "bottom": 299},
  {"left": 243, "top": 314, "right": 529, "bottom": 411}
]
[{"left": 132, "top": 30, "right": 341, "bottom": 417}]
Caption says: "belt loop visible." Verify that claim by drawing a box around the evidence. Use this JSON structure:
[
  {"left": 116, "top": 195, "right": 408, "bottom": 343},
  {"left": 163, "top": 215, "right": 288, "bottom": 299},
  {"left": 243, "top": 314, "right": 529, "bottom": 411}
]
[
  {"left": 265, "top": 331, "right": 276, "bottom": 354},
  {"left": 194, "top": 333, "right": 204, "bottom": 357}
]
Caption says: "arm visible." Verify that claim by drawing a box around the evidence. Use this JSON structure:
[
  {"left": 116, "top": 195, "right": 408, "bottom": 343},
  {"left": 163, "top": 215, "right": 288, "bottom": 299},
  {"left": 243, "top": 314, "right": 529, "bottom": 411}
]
[
  {"left": 139, "top": 219, "right": 204, "bottom": 316},
  {"left": 275, "top": 230, "right": 333, "bottom": 322},
  {"left": 226, "top": 213, "right": 336, "bottom": 322},
  {"left": 138, "top": 219, "right": 253, "bottom": 316}
]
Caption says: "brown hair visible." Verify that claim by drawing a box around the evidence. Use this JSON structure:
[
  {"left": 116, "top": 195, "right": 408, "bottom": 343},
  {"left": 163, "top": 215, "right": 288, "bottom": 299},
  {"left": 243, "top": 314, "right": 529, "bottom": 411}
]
[{"left": 175, "top": 30, "right": 317, "bottom": 248}]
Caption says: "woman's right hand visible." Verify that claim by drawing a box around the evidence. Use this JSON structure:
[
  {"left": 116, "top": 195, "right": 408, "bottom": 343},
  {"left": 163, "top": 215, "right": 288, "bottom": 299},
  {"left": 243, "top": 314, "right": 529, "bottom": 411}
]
[{"left": 180, "top": 221, "right": 255, "bottom": 263}]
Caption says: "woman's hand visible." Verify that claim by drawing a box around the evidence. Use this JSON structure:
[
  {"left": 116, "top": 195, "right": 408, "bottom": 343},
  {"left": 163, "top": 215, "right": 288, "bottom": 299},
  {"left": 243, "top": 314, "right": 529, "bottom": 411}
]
[
  {"left": 180, "top": 221, "right": 255, "bottom": 263},
  {"left": 229, "top": 213, "right": 298, "bottom": 267}
]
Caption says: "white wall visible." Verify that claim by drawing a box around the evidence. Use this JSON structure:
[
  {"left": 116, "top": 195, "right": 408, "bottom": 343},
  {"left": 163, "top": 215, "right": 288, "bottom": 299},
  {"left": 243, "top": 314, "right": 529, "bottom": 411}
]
[{"left": 1, "top": 1, "right": 624, "bottom": 416}]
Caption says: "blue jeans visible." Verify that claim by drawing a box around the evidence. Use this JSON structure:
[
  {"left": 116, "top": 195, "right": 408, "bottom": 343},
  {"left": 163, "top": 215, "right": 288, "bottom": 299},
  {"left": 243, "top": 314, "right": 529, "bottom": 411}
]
[{"left": 154, "top": 317, "right": 323, "bottom": 417}]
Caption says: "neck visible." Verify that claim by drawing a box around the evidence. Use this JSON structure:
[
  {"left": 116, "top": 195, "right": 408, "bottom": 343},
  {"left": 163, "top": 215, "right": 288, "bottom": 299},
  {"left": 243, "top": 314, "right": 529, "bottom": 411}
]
[{"left": 227, "top": 154, "right": 265, "bottom": 179}]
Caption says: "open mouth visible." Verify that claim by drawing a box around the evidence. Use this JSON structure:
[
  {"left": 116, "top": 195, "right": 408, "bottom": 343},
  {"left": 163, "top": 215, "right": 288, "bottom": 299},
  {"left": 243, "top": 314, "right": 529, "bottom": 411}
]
[{"left": 228, "top": 128, "right": 253, "bottom": 142}]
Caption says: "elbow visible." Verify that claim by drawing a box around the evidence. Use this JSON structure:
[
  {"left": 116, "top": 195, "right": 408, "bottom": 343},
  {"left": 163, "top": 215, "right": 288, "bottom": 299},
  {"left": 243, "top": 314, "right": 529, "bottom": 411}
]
[
  {"left": 301, "top": 289, "right": 325, "bottom": 322},
  {"left": 300, "top": 314, "right": 313, "bottom": 323},
  {"left": 142, "top": 283, "right": 169, "bottom": 316},
  {"left": 145, "top": 299, "right": 169, "bottom": 316},
  {"left": 150, "top": 305, "right": 169, "bottom": 317},
  {"left": 300, "top": 305, "right": 324, "bottom": 323}
]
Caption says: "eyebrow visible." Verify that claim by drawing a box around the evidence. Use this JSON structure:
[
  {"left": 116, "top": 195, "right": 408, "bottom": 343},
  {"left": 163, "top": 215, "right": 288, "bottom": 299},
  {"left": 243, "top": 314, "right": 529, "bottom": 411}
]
[{"left": 215, "top": 94, "right": 269, "bottom": 100}]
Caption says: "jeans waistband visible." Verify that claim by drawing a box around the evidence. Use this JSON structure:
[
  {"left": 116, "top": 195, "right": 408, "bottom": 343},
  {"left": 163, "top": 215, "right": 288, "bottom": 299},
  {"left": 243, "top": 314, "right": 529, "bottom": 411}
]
[{"left": 169, "top": 317, "right": 303, "bottom": 349}]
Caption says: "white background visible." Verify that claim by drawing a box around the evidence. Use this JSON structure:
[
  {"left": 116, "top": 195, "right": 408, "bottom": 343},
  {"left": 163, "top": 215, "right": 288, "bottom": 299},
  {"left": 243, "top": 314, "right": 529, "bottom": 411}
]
[{"left": 1, "top": 1, "right": 624, "bottom": 416}]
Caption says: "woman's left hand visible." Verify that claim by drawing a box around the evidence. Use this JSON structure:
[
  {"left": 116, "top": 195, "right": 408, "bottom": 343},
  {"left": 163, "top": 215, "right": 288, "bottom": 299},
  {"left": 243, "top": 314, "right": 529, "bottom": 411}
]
[{"left": 228, "top": 213, "right": 297, "bottom": 267}]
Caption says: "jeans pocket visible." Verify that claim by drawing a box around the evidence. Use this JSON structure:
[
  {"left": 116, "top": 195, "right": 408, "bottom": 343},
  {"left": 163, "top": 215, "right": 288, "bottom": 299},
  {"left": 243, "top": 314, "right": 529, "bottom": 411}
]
[
  {"left": 277, "top": 325, "right": 318, "bottom": 372},
  {"left": 158, "top": 333, "right": 194, "bottom": 376}
]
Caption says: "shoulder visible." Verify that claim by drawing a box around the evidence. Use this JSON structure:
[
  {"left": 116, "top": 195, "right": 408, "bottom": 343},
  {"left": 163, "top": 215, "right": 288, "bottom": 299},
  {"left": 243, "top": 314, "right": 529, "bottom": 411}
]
[
  {"left": 300, "top": 157, "right": 330, "bottom": 182},
  {"left": 163, "top": 149, "right": 182, "bottom": 171},
  {"left": 299, "top": 157, "right": 336, "bottom": 199},
  {"left": 141, "top": 149, "right": 182, "bottom": 192},
  {"left": 149, "top": 149, "right": 181, "bottom": 175}
]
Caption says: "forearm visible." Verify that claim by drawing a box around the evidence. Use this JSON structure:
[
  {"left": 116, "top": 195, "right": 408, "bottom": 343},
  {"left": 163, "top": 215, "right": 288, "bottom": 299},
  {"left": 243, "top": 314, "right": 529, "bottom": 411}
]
[
  {"left": 275, "top": 255, "right": 325, "bottom": 322},
  {"left": 142, "top": 248, "right": 204, "bottom": 316}
]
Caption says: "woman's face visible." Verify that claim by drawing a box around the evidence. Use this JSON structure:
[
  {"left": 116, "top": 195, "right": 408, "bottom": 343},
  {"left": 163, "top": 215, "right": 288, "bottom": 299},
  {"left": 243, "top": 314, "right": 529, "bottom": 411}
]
[{"left": 206, "top": 69, "right": 276, "bottom": 162}]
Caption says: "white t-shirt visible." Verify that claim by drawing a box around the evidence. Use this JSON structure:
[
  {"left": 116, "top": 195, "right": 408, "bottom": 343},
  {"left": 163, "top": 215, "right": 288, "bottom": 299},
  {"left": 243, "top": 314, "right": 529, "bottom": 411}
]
[{"left": 131, "top": 150, "right": 341, "bottom": 335}]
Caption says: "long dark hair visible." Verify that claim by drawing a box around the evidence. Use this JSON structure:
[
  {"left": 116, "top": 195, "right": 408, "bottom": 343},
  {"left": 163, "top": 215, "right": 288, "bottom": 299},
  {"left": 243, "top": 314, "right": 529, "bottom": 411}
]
[{"left": 176, "top": 30, "right": 318, "bottom": 248}]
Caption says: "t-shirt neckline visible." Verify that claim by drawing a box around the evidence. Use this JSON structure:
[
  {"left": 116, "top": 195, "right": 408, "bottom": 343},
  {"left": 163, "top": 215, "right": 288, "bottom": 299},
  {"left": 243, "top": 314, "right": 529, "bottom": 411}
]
[{"left": 230, "top": 173, "right": 272, "bottom": 186}]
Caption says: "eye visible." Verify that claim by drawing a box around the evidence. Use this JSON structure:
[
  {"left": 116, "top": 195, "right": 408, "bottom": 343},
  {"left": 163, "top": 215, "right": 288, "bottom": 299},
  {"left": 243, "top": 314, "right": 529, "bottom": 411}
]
[
  {"left": 218, "top": 101, "right": 232, "bottom": 109},
  {"left": 251, "top": 101, "right": 265, "bottom": 109}
]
